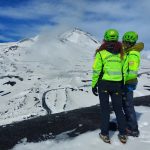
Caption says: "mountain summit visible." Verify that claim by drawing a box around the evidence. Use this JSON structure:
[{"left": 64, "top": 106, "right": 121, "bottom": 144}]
[{"left": 59, "top": 28, "right": 99, "bottom": 45}]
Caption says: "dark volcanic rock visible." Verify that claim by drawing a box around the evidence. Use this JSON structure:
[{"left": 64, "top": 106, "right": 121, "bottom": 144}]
[{"left": 0, "top": 95, "right": 150, "bottom": 150}]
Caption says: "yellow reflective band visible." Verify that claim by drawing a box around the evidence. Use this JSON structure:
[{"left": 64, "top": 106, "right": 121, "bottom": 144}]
[
  {"left": 101, "top": 90, "right": 108, "bottom": 93},
  {"left": 107, "top": 71, "right": 122, "bottom": 75},
  {"left": 128, "top": 70, "right": 138, "bottom": 74},
  {"left": 93, "top": 70, "right": 100, "bottom": 74},
  {"left": 129, "top": 61, "right": 134, "bottom": 66},
  {"left": 115, "top": 92, "right": 119, "bottom": 95}
]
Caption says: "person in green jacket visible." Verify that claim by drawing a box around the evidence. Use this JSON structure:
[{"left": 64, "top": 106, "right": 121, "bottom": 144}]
[
  {"left": 122, "top": 31, "right": 144, "bottom": 137},
  {"left": 92, "top": 29, "right": 127, "bottom": 144}
]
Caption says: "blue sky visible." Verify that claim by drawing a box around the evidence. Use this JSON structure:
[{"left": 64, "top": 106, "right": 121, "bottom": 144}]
[{"left": 0, "top": 0, "right": 150, "bottom": 49}]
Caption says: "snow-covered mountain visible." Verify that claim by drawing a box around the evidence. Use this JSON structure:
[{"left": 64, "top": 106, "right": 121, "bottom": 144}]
[{"left": 0, "top": 28, "right": 150, "bottom": 126}]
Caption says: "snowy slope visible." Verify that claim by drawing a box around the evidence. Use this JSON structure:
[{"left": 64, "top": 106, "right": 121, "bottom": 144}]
[
  {"left": 12, "top": 106, "right": 150, "bottom": 150},
  {"left": 0, "top": 28, "right": 100, "bottom": 125},
  {"left": 0, "top": 28, "right": 150, "bottom": 125}
]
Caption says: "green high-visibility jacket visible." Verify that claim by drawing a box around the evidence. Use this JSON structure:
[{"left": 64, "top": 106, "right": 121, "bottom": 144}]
[
  {"left": 123, "top": 42, "right": 144, "bottom": 84},
  {"left": 92, "top": 50, "right": 124, "bottom": 88}
]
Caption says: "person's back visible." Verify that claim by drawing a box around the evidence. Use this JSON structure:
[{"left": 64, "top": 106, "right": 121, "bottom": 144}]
[
  {"left": 92, "top": 29, "right": 128, "bottom": 144},
  {"left": 92, "top": 38, "right": 124, "bottom": 88}
]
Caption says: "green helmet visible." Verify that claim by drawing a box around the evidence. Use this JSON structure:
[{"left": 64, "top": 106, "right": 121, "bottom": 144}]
[
  {"left": 122, "top": 31, "right": 138, "bottom": 43},
  {"left": 104, "top": 29, "right": 119, "bottom": 41}
]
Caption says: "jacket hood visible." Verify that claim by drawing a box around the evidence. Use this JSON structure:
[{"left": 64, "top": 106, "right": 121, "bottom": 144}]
[{"left": 124, "top": 42, "right": 144, "bottom": 53}]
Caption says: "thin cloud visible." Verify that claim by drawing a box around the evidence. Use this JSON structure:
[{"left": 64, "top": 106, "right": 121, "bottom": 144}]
[
  {"left": 0, "top": 23, "right": 6, "bottom": 30},
  {"left": 0, "top": 35, "right": 15, "bottom": 41},
  {"left": 0, "top": 0, "right": 149, "bottom": 49}
]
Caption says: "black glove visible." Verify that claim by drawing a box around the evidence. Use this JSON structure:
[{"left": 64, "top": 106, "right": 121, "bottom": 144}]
[{"left": 92, "top": 86, "right": 98, "bottom": 96}]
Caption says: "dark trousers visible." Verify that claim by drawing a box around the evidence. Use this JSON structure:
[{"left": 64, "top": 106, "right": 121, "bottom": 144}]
[
  {"left": 122, "top": 90, "right": 138, "bottom": 131},
  {"left": 98, "top": 80, "right": 126, "bottom": 135}
]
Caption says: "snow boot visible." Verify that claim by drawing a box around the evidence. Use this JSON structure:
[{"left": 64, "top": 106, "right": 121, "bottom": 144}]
[
  {"left": 126, "top": 128, "right": 140, "bottom": 137},
  {"left": 99, "top": 133, "right": 111, "bottom": 144},
  {"left": 118, "top": 134, "right": 128, "bottom": 144}
]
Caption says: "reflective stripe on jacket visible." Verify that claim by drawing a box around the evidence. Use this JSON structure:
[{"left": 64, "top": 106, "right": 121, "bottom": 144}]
[{"left": 92, "top": 50, "right": 123, "bottom": 88}]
